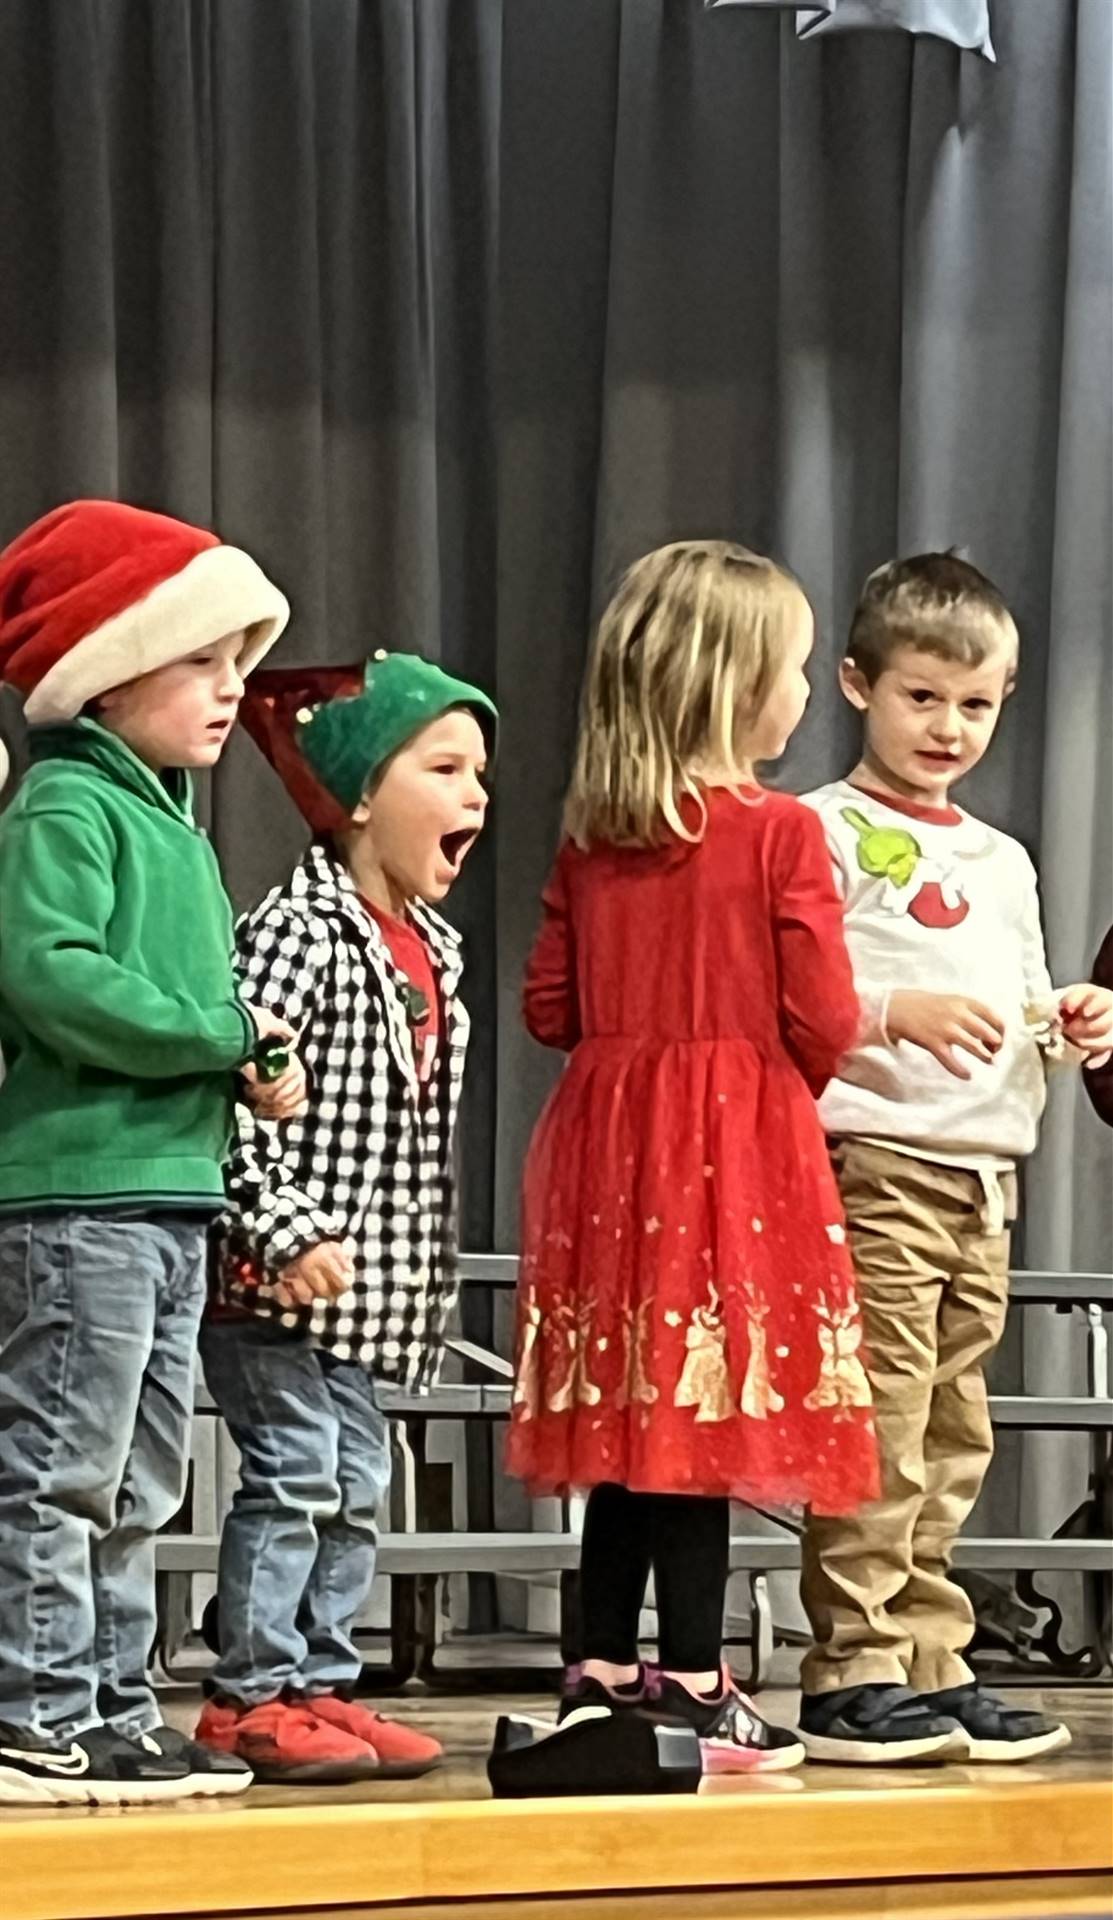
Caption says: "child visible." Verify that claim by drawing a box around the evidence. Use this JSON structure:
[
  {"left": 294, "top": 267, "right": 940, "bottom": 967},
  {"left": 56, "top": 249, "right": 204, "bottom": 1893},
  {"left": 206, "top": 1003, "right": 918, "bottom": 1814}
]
[
  {"left": 507, "top": 540, "right": 879, "bottom": 1775},
  {"left": 0, "top": 500, "right": 301, "bottom": 1805},
  {"left": 195, "top": 651, "right": 497, "bottom": 1783},
  {"left": 797, "top": 553, "right": 1113, "bottom": 1764},
  {"left": 1083, "top": 926, "right": 1113, "bottom": 1127}
]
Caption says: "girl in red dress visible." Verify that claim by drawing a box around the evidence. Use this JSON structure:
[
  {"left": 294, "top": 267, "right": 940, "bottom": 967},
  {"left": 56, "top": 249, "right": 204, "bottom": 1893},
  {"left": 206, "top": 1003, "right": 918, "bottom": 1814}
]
[{"left": 507, "top": 540, "right": 879, "bottom": 1773}]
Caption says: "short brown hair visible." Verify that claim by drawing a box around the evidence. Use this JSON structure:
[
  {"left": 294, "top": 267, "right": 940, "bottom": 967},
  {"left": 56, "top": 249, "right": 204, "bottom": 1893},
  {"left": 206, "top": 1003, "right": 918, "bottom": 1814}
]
[{"left": 848, "top": 553, "right": 1017, "bottom": 686}]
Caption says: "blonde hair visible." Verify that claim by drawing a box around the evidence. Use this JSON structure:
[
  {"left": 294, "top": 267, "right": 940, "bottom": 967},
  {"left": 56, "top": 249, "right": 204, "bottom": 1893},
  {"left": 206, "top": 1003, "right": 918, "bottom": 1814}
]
[
  {"left": 563, "top": 540, "right": 808, "bottom": 848},
  {"left": 849, "top": 553, "right": 1018, "bottom": 685}
]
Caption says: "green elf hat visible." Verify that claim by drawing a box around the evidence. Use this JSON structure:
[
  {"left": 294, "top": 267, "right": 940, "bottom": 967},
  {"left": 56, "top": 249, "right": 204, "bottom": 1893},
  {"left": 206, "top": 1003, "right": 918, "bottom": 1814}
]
[{"left": 298, "top": 650, "right": 498, "bottom": 812}]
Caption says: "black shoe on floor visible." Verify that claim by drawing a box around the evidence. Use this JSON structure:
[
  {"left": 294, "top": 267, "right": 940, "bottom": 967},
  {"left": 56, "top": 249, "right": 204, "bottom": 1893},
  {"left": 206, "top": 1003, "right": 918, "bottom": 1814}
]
[
  {"left": 921, "top": 1685, "right": 1071, "bottom": 1763},
  {"left": 797, "top": 1685, "right": 967, "bottom": 1765},
  {"left": 488, "top": 1708, "right": 702, "bottom": 1797},
  {"left": 557, "top": 1663, "right": 649, "bottom": 1725},
  {"left": 141, "top": 1724, "right": 254, "bottom": 1795},
  {"left": 0, "top": 1722, "right": 194, "bottom": 1807}
]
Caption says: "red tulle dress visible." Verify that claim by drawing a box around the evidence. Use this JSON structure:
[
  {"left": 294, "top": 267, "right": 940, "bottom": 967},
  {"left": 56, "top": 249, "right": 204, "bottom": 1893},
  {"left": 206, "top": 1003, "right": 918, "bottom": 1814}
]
[{"left": 506, "top": 787, "right": 879, "bottom": 1517}]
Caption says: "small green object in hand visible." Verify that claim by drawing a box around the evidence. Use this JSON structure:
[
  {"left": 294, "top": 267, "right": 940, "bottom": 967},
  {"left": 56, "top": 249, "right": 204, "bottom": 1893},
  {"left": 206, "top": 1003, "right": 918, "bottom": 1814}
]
[{"left": 255, "top": 1040, "right": 290, "bottom": 1083}]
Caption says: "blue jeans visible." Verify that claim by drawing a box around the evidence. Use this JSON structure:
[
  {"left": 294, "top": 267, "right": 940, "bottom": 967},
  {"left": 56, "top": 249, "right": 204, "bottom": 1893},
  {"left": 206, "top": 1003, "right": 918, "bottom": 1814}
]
[
  {"left": 0, "top": 1211, "right": 207, "bottom": 1740},
  {"left": 199, "top": 1316, "right": 391, "bottom": 1706}
]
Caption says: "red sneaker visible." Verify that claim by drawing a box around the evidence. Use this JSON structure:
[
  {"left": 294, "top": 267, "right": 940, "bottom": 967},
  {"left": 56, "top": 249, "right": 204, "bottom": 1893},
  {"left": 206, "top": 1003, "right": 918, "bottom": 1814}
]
[
  {"left": 194, "top": 1698, "right": 241, "bottom": 1754},
  {"left": 309, "top": 1694, "right": 443, "bottom": 1777},
  {"left": 194, "top": 1697, "right": 382, "bottom": 1784}
]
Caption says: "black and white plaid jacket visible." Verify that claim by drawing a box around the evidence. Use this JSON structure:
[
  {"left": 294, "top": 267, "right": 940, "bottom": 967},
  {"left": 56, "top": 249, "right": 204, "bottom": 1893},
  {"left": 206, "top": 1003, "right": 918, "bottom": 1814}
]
[{"left": 215, "top": 839, "right": 468, "bottom": 1389}]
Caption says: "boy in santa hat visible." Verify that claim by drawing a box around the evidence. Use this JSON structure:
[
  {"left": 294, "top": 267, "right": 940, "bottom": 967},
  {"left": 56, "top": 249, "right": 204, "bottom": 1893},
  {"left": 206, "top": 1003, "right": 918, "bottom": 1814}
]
[
  {"left": 194, "top": 652, "right": 495, "bottom": 1783},
  {"left": 0, "top": 500, "right": 305, "bottom": 1806}
]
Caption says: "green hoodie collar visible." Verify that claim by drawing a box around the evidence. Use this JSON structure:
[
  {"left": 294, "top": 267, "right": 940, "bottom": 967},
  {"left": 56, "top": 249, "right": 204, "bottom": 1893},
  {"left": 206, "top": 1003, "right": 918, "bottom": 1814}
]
[{"left": 27, "top": 718, "right": 195, "bottom": 822}]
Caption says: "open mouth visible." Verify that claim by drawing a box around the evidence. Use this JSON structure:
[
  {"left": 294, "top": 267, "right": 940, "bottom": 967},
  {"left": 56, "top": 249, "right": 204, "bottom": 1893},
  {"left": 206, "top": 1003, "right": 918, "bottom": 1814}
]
[{"left": 439, "top": 828, "right": 478, "bottom": 872}]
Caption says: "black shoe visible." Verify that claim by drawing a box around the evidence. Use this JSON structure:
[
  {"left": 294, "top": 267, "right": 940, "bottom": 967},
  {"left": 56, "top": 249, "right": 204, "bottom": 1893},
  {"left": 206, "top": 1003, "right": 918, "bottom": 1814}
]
[
  {"left": 798, "top": 1685, "right": 967, "bottom": 1765},
  {"left": 200, "top": 1593, "right": 222, "bottom": 1655},
  {"left": 488, "top": 1708, "right": 702, "bottom": 1797},
  {"left": 557, "top": 1663, "right": 649, "bottom": 1725},
  {"left": 922, "top": 1685, "right": 1071, "bottom": 1763},
  {"left": 141, "top": 1724, "right": 254, "bottom": 1795},
  {"left": 0, "top": 1722, "right": 194, "bottom": 1807},
  {"left": 653, "top": 1672, "right": 804, "bottom": 1774}
]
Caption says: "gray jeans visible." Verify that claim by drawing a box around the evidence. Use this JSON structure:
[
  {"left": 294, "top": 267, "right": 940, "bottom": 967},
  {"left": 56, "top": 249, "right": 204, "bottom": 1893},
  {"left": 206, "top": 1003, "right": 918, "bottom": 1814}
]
[
  {"left": 0, "top": 1211, "right": 207, "bottom": 1741},
  {"left": 200, "top": 1315, "right": 391, "bottom": 1706}
]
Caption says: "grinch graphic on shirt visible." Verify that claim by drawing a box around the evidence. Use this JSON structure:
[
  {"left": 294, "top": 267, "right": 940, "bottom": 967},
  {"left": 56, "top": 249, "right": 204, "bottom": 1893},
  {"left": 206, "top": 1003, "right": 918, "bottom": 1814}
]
[{"left": 840, "top": 805, "right": 970, "bottom": 931}]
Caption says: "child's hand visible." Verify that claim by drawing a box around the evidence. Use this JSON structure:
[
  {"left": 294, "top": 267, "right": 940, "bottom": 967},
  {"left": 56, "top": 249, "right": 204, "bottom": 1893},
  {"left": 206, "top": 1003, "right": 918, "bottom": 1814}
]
[
  {"left": 1059, "top": 985, "right": 1113, "bottom": 1068},
  {"left": 242, "top": 1052, "right": 308, "bottom": 1120},
  {"left": 273, "top": 1241, "right": 355, "bottom": 1309},
  {"left": 886, "top": 989, "right": 1006, "bottom": 1081},
  {"left": 244, "top": 1002, "right": 296, "bottom": 1047}
]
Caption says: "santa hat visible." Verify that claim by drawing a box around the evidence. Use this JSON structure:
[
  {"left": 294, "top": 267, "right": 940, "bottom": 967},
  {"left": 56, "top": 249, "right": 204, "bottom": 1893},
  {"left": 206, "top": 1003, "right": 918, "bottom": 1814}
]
[{"left": 0, "top": 499, "right": 290, "bottom": 788}]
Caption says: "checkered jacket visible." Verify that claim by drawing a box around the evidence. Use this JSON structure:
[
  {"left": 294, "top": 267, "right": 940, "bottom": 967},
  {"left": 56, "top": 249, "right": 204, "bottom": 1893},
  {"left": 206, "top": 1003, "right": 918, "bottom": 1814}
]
[{"left": 214, "top": 839, "right": 469, "bottom": 1388}]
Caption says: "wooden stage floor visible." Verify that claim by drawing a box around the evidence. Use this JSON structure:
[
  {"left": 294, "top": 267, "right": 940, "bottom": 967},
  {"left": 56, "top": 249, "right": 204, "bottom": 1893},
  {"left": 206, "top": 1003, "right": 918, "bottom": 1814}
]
[{"left": 2, "top": 1685, "right": 1110, "bottom": 1920}]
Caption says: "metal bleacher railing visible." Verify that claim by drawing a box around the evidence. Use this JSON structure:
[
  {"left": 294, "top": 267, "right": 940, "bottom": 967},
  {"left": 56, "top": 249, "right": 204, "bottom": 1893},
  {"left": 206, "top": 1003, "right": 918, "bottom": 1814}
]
[{"left": 155, "top": 1259, "right": 1113, "bottom": 1691}]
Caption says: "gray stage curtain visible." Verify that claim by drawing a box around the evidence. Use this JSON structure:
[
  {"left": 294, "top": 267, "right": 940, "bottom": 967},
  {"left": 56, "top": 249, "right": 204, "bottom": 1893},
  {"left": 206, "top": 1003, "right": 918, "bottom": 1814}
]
[
  {"left": 0, "top": 0, "right": 1109, "bottom": 1564},
  {"left": 706, "top": 0, "right": 997, "bottom": 63}
]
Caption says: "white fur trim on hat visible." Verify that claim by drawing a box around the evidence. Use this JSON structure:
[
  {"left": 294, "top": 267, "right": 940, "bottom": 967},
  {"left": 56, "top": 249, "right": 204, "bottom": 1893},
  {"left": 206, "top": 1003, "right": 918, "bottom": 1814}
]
[{"left": 23, "top": 543, "right": 290, "bottom": 723}]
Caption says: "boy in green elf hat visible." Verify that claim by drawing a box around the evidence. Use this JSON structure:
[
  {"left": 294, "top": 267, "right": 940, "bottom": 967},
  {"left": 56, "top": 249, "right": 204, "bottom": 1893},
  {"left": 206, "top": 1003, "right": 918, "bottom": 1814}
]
[{"left": 195, "top": 651, "right": 497, "bottom": 1784}]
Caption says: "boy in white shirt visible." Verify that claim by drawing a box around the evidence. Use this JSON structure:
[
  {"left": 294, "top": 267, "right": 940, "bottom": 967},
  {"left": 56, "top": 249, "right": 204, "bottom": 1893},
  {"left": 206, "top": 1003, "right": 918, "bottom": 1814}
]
[{"left": 797, "top": 553, "right": 1113, "bottom": 1765}]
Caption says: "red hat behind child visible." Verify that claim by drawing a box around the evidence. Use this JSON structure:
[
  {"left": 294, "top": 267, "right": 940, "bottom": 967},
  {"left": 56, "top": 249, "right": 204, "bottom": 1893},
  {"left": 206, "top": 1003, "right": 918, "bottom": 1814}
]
[{"left": 0, "top": 499, "right": 290, "bottom": 785}]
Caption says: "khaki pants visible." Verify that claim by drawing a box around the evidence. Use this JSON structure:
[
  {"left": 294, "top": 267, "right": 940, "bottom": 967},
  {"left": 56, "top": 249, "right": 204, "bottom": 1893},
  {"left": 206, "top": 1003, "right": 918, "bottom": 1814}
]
[{"left": 800, "top": 1141, "right": 1016, "bottom": 1696}]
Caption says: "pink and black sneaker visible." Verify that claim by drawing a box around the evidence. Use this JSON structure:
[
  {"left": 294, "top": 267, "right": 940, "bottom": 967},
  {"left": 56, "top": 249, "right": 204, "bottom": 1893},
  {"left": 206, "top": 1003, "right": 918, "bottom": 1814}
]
[
  {"left": 557, "top": 1663, "right": 651, "bottom": 1724},
  {"left": 654, "top": 1667, "right": 805, "bottom": 1774}
]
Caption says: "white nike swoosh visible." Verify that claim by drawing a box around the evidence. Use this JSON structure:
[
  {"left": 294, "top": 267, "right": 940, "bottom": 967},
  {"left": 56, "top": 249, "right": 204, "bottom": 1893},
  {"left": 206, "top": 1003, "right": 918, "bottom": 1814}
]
[{"left": 0, "top": 1742, "right": 90, "bottom": 1776}]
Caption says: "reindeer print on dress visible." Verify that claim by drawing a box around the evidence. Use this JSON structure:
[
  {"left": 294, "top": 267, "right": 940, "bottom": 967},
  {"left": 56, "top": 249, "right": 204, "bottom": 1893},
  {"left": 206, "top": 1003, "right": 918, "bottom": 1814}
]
[
  {"left": 512, "top": 1284, "right": 543, "bottom": 1421},
  {"left": 674, "top": 1285, "right": 735, "bottom": 1424},
  {"left": 804, "top": 1294, "right": 872, "bottom": 1415},
  {"left": 546, "top": 1299, "right": 602, "bottom": 1412},
  {"left": 739, "top": 1284, "right": 786, "bottom": 1421}
]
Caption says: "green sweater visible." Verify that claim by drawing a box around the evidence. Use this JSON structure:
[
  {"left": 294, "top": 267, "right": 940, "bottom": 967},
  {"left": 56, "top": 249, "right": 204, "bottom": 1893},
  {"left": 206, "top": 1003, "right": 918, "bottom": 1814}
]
[{"left": 0, "top": 721, "right": 255, "bottom": 1211}]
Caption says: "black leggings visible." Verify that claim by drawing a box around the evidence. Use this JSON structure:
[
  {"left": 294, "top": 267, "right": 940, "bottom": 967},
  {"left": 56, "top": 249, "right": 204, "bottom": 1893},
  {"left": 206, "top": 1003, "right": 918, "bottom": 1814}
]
[{"left": 578, "top": 1483, "right": 729, "bottom": 1673}]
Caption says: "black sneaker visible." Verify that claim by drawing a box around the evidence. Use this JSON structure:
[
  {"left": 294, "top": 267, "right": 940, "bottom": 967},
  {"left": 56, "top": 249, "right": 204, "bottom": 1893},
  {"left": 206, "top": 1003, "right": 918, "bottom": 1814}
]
[
  {"left": 557, "top": 1663, "right": 650, "bottom": 1724},
  {"left": 798, "top": 1685, "right": 967, "bottom": 1765},
  {"left": 654, "top": 1669, "right": 805, "bottom": 1774},
  {"left": 141, "top": 1724, "right": 254, "bottom": 1795},
  {"left": 922, "top": 1685, "right": 1071, "bottom": 1763},
  {"left": 0, "top": 1722, "right": 193, "bottom": 1807},
  {"left": 489, "top": 1708, "right": 702, "bottom": 1797}
]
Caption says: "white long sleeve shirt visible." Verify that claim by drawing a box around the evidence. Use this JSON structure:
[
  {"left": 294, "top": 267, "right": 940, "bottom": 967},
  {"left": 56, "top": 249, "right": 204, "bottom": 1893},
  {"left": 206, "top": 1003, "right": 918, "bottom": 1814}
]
[{"left": 803, "top": 781, "right": 1057, "bottom": 1167}]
